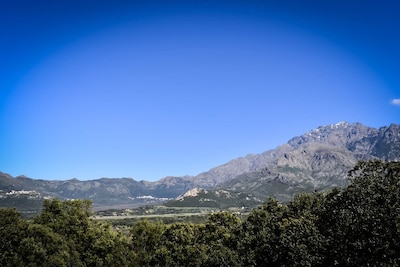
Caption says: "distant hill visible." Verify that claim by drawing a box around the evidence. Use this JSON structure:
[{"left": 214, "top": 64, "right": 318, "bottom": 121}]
[
  {"left": 1, "top": 122, "right": 399, "bottom": 213},
  {"left": 165, "top": 188, "right": 263, "bottom": 209}
]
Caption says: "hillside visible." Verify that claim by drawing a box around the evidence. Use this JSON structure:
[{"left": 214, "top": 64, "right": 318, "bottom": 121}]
[
  {"left": 167, "top": 122, "right": 400, "bottom": 204},
  {"left": 165, "top": 188, "right": 263, "bottom": 209}
]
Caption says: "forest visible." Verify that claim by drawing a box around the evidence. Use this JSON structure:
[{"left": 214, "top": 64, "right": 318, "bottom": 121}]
[{"left": 1, "top": 160, "right": 399, "bottom": 266}]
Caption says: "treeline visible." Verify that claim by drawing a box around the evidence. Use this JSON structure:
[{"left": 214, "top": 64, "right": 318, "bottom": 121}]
[{"left": 1, "top": 160, "right": 400, "bottom": 266}]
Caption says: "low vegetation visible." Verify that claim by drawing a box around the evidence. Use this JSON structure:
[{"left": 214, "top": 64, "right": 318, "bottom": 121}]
[{"left": 1, "top": 160, "right": 399, "bottom": 266}]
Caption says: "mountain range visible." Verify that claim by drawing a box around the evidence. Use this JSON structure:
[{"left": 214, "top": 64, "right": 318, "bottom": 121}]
[{"left": 1, "top": 121, "right": 399, "bottom": 213}]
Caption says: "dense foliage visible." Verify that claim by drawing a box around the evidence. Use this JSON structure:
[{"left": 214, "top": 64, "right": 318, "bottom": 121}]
[{"left": 1, "top": 160, "right": 399, "bottom": 266}]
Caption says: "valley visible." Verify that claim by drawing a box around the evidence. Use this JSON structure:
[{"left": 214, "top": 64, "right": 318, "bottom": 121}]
[{"left": 1, "top": 122, "right": 399, "bottom": 217}]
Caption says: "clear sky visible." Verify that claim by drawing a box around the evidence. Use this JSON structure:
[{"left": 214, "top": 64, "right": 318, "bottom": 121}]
[{"left": 1, "top": 0, "right": 399, "bottom": 181}]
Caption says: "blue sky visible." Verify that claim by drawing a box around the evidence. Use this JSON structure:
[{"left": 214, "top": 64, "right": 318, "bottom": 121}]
[{"left": 1, "top": 0, "right": 399, "bottom": 181}]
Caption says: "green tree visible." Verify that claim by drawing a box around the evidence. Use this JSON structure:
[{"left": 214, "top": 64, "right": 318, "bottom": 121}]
[
  {"left": 201, "top": 212, "right": 242, "bottom": 266},
  {"left": 130, "top": 220, "right": 166, "bottom": 266},
  {"left": 319, "top": 160, "right": 400, "bottom": 266},
  {"left": 239, "top": 197, "right": 325, "bottom": 266},
  {"left": 15, "top": 223, "right": 76, "bottom": 267},
  {"left": 34, "top": 199, "right": 92, "bottom": 265},
  {"left": 84, "top": 222, "right": 135, "bottom": 266},
  {"left": 156, "top": 222, "right": 208, "bottom": 266},
  {"left": 35, "top": 199, "right": 133, "bottom": 266},
  {"left": 0, "top": 208, "right": 79, "bottom": 267},
  {"left": 0, "top": 208, "right": 26, "bottom": 266}
]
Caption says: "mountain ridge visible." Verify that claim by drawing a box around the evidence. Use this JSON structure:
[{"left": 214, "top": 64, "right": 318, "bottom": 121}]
[
  {"left": 212, "top": 122, "right": 400, "bottom": 201},
  {"left": 1, "top": 121, "right": 399, "bottom": 211}
]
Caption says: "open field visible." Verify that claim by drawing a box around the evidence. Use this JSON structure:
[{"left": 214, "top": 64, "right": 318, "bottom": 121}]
[
  {"left": 93, "top": 212, "right": 207, "bottom": 220},
  {"left": 92, "top": 205, "right": 250, "bottom": 225}
]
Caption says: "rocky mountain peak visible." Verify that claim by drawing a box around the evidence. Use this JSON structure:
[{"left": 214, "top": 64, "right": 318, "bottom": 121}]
[
  {"left": 216, "top": 122, "right": 400, "bottom": 202},
  {"left": 371, "top": 123, "right": 400, "bottom": 160},
  {"left": 287, "top": 122, "right": 378, "bottom": 150}
]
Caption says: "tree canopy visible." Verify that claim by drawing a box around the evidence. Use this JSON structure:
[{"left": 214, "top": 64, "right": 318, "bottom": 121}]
[{"left": 0, "top": 160, "right": 399, "bottom": 266}]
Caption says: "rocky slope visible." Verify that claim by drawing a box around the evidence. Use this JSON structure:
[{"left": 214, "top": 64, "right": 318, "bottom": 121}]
[
  {"left": 168, "top": 122, "right": 400, "bottom": 204},
  {"left": 215, "top": 122, "right": 400, "bottom": 201}
]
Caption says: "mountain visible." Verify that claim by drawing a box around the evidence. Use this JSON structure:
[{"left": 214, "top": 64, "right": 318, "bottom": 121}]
[
  {"left": 0, "top": 174, "right": 185, "bottom": 212},
  {"left": 1, "top": 122, "right": 399, "bottom": 212},
  {"left": 215, "top": 122, "right": 400, "bottom": 201},
  {"left": 166, "top": 122, "right": 400, "bottom": 204}
]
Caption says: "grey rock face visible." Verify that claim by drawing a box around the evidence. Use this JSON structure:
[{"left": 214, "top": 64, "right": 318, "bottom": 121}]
[{"left": 213, "top": 122, "right": 399, "bottom": 201}]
